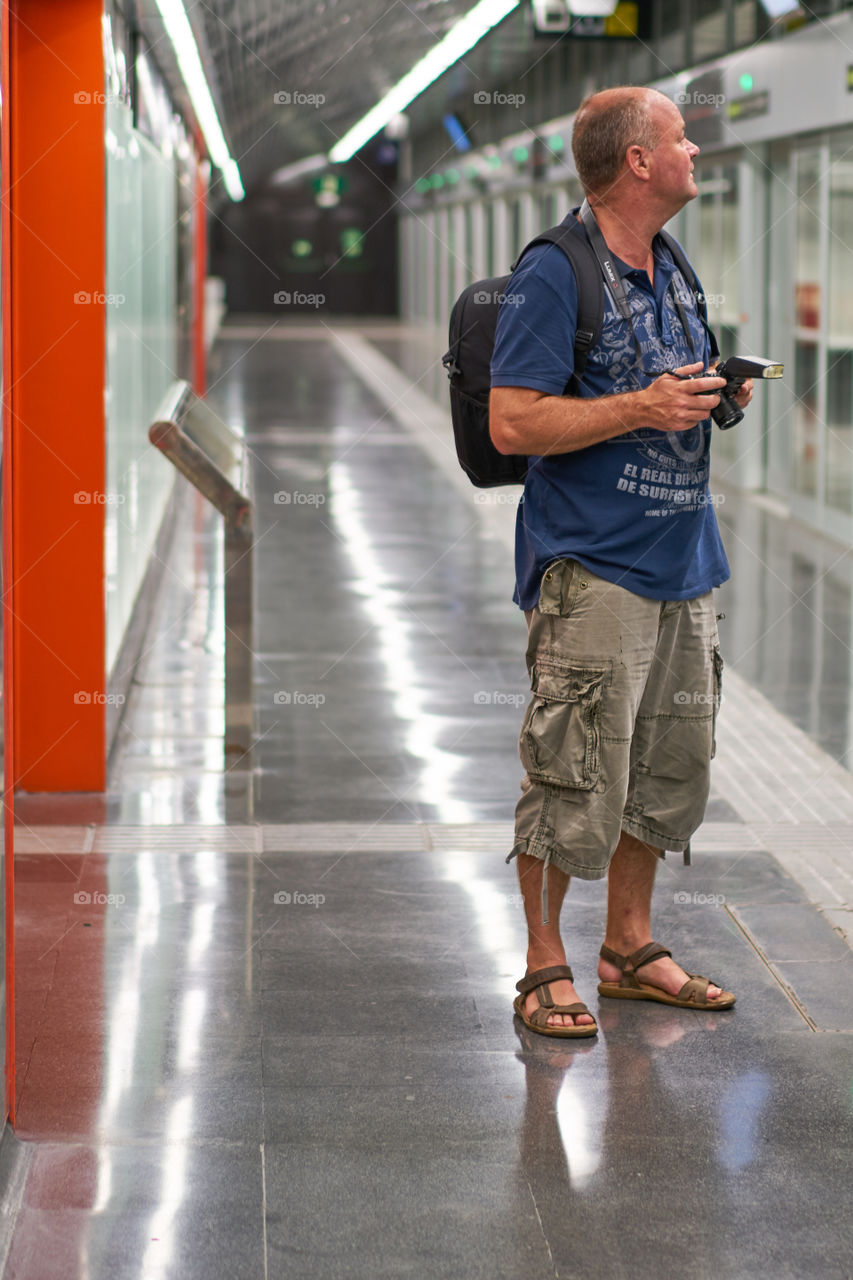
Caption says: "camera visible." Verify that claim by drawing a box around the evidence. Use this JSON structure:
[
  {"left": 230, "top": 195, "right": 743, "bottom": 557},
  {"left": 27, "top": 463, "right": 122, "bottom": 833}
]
[
  {"left": 679, "top": 356, "right": 783, "bottom": 430},
  {"left": 712, "top": 357, "right": 784, "bottom": 430}
]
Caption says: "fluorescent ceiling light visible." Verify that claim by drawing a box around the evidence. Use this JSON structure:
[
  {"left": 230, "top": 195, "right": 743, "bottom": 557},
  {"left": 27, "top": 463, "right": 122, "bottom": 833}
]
[
  {"left": 154, "top": 0, "right": 245, "bottom": 201},
  {"left": 567, "top": 1, "right": 617, "bottom": 14},
  {"left": 270, "top": 153, "right": 328, "bottom": 186},
  {"left": 328, "top": 0, "right": 520, "bottom": 163},
  {"left": 760, "top": 0, "right": 800, "bottom": 15}
]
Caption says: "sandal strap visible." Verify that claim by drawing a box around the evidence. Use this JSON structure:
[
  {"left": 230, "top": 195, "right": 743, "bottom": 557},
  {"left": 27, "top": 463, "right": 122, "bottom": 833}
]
[
  {"left": 676, "top": 974, "right": 715, "bottom": 1005},
  {"left": 515, "top": 964, "right": 574, "bottom": 996},
  {"left": 526, "top": 1001, "right": 594, "bottom": 1029},
  {"left": 599, "top": 940, "right": 672, "bottom": 974},
  {"left": 628, "top": 940, "right": 672, "bottom": 971}
]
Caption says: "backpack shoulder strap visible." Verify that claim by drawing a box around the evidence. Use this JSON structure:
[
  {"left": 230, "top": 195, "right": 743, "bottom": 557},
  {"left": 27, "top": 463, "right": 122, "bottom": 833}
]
[
  {"left": 512, "top": 223, "right": 603, "bottom": 391},
  {"left": 657, "top": 229, "right": 720, "bottom": 361}
]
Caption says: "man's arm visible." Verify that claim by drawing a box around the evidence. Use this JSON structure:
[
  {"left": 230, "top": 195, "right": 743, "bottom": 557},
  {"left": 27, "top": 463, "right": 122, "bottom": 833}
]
[{"left": 490, "top": 361, "right": 726, "bottom": 457}]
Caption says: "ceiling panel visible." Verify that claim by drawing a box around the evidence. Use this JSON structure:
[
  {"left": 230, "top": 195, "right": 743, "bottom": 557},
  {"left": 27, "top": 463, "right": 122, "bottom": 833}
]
[{"left": 134, "top": 0, "right": 539, "bottom": 198}]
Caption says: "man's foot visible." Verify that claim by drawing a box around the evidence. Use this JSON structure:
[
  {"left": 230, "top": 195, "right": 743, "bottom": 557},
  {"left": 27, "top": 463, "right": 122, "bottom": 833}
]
[
  {"left": 522, "top": 965, "right": 596, "bottom": 1029},
  {"left": 598, "top": 940, "right": 726, "bottom": 1002}
]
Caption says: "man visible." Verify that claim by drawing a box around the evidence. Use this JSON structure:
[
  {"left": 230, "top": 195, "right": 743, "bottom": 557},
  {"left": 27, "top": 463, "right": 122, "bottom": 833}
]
[{"left": 490, "top": 86, "right": 751, "bottom": 1037}]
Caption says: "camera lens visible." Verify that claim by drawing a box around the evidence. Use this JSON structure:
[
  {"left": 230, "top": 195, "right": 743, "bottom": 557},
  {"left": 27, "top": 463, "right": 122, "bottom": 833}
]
[{"left": 712, "top": 393, "right": 743, "bottom": 431}]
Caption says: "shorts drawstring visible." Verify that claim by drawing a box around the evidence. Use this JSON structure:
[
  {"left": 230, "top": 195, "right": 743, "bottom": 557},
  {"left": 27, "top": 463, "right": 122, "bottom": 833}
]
[
  {"left": 505, "top": 841, "right": 551, "bottom": 925},
  {"left": 540, "top": 846, "right": 552, "bottom": 925}
]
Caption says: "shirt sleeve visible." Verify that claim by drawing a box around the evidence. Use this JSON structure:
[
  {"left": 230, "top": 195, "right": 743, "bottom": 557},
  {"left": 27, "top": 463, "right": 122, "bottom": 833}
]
[{"left": 490, "top": 244, "right": 579, "bottom": 396}]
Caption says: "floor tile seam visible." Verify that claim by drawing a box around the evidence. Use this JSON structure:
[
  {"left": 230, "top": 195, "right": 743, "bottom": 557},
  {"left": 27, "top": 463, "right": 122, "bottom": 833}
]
[
  {"left": 726, "top": 897, "right": 851, "bottom": 915},
  {"left": 725, "top": 905, "right": 819, "bottom": 1030},
  {"left": 260, "top": 1139, "right": 270, "bottom": 1280},
  {"left": 14, "top": 817, "right": 837, "bottom": 856},
  {"left": 6, "top": 1136, "right": 258, "bottom": 1151},
  {"left": 523, "top": 1177, "right": 562, "bottom": 1279}
]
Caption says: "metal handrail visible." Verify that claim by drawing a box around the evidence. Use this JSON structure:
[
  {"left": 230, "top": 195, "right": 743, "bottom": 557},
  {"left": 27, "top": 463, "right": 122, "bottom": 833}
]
[{"left": 149, "top": 382, "right": 254, "bottom": 760}]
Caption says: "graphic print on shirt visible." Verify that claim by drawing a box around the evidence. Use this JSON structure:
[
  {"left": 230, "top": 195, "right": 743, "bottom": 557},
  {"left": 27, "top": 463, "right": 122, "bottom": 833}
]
[{"left": 585, "top": 268, "right": 711, "bottom": 515}]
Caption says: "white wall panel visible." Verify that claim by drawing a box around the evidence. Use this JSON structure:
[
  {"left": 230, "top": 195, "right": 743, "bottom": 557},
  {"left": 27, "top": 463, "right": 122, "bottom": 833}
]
[{"left": 105, "top": 98, "right": 177, "bottom": 675}]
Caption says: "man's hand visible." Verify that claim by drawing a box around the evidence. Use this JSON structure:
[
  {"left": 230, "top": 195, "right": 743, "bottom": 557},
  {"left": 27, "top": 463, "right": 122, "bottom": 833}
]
[
  {"left": 708, "top": 360, "right": 754, "bottom": 410},
  {"left": 640, "top": 360, "right": 726, "bottom": 433},
  {"left": 732, "top": 378, "right": 754, "bottom": 409}
]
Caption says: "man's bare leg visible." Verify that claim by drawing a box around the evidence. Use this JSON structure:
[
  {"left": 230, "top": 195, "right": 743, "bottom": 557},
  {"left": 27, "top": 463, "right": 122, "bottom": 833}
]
[
  {"left": 517, "top": 853, "right": 596, "bottom": 1028},
  {"left": 598, "top": 831, "right": 723, "bottom": 998}
]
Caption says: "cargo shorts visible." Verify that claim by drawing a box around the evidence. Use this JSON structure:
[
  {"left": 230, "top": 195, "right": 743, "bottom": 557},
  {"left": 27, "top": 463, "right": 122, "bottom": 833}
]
[{"left": 507, "top": 558, "right": 723, "bottom": 923}]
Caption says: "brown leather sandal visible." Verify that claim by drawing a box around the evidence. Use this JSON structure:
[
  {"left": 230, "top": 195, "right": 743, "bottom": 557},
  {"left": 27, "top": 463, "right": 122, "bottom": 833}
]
[
  {"left": 513, "top": 964, "right": 598, "bottom": 1038},
  {"left": 597, "top": 941, "right": 736, "bottom": 1009}
]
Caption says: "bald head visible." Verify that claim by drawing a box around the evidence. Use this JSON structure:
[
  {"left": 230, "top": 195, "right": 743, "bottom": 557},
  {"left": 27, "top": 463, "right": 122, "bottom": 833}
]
[{"left": 572, "top": 86, "right": 673, "bottom": 200}]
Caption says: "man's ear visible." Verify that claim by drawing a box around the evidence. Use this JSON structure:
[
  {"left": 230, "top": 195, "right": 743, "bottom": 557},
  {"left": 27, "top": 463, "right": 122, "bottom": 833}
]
[{"left": 625, "top": 145, "right": 650, "bottom": 181}]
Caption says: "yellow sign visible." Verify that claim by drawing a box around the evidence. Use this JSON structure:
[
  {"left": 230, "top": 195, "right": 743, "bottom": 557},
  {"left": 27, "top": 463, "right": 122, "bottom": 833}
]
[{"left": 605, "top": 2, "right": 638, "bottom": 37}]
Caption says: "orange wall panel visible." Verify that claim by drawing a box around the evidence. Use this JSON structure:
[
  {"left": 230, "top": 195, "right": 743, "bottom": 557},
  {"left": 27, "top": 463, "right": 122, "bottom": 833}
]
[{"left": 9, "top": 0, "right": 107, "bottom": 790}]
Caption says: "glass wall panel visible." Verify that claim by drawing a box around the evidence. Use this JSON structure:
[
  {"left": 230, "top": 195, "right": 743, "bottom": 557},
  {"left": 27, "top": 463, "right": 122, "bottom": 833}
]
[
  {"left": 826, "top": 351, "right": 853, "bottom": 512},
  {"left": 792, "top": 147, "right": 824, "bottom": 502},
  {"left": 765, "top": 139, "right": 794, "bottom": 502},
  {"left": 443, "top": 207, "right": 454, "bottom": 326},
  {"left": 693, "top": 162, "right": 741, "bottom": 467},
  {"left": 828, "top": 148, "right": 853, "bottom": 339},
  {"left": 485, "top": 202, "right": 494, "bottom": 276},
  {"left": 509, "top": 198, "right": 521, "bottom": 260},
  {"left": 539, "top": 190, "right": 557, "bottom": 227},
  {"left": 825, "top": 141, "right": 853, "bottom": 513},
  {"left": 793, "top": 340, "right": 819, "bottom": 498},
  {"left": 432, "top": 211, "right": 442, "bottom": 325},
  {"left": 719, "top": 164, "right": 740, "bottom": 330},
  {"left": 105, "top": 95, "right": 178, "bottom": 676},
  {"left": 795, "top": 150, "right": 823, "bottom": 332}
]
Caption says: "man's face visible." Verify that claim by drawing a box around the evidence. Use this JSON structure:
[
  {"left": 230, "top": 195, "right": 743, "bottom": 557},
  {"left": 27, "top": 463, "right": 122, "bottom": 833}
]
[{"left": 645, "top": 97, "right": 700, "bottom": 209}]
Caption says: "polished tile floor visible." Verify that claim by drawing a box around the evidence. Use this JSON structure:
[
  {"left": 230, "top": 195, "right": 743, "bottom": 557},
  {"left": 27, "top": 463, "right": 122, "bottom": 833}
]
[{"left": 3, "top": 319, "right": 852, "bottom": 1279}]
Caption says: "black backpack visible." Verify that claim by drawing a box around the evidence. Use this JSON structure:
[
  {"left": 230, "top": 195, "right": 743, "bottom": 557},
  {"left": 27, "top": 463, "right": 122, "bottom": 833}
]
[{"left": 441, "top": 218, "right": 715, "bottom": 488}]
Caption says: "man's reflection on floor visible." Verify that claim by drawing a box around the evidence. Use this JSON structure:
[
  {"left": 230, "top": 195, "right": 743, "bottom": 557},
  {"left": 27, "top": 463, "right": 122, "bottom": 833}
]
[{"left": 512, "top": 1001, "right": 770, "bottom": 1267}]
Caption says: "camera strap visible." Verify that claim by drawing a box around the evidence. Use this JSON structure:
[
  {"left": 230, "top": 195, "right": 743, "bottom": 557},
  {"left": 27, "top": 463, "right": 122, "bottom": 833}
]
[{"left": 579, "top": 200, "right": 696, "bottom": 367}]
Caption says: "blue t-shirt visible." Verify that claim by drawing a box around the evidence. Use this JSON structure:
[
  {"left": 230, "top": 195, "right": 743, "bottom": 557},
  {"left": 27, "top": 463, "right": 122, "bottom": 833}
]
[{"left": 490, "top": 220, "right": 731, "bottom": 608}]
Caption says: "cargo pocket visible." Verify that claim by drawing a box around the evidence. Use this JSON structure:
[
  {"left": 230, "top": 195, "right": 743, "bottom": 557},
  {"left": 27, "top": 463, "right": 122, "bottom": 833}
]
[
  {"left": 711, "top": 643, "right": 723, "bottom": 759},
  {"left": 519, "top": 660, "right": 608, "bottom": 790}
]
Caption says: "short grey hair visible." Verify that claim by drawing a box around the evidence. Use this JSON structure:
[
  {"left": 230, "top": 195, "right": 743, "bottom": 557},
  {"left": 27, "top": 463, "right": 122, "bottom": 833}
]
[{"left": 572, "top": 88, "right": 664, "bottom": 198}]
